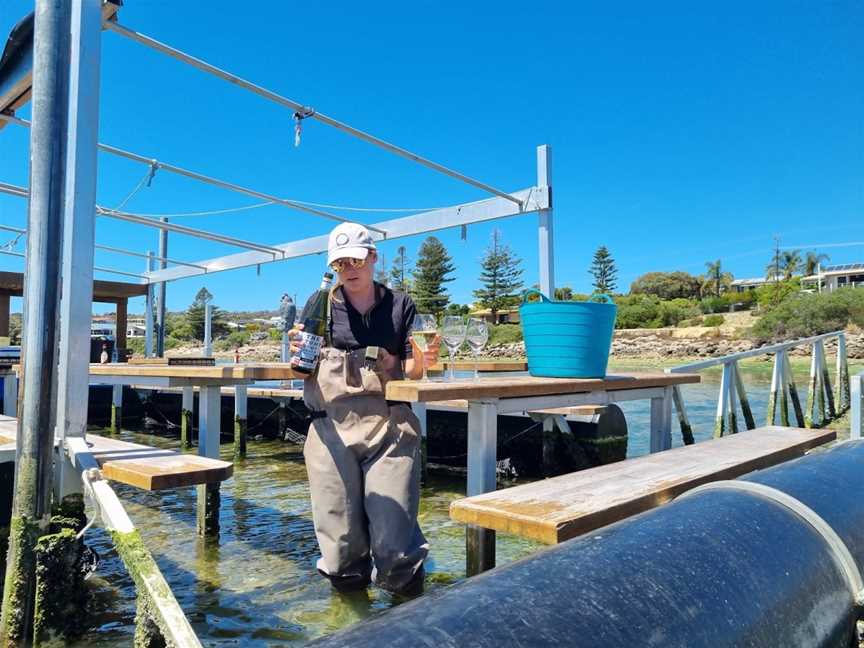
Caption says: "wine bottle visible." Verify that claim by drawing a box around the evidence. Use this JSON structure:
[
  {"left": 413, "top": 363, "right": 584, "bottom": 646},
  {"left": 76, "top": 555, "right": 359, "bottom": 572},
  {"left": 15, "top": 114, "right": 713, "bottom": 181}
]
[{"left": 290, "top": 272, "right": 334, "bottom": 375}]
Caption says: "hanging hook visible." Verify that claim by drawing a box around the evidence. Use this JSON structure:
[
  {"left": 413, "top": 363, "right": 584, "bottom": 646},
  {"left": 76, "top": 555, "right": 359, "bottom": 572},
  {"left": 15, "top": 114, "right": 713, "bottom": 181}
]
[
  {"left": 293, "top": 106, "right": 316, "bottom": 147},
  {"left": 146, "top": 160, "right": 159, "bottom": 187}
]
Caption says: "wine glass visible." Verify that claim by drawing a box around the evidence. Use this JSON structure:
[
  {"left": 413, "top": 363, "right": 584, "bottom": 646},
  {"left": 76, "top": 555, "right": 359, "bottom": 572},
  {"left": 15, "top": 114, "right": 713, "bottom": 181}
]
[
  {"left": 465, "top": 318, "right": 489, "bottom": 381},
  {"left": 411, "top": 314, "right": 438, "bottom": 381},
  {"left": 441, "top": 316, "right": 467, "bottom": 381}
]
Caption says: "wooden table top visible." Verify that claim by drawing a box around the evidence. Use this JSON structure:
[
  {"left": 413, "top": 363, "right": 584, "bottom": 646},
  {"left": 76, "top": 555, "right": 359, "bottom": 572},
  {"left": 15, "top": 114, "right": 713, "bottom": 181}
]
[
  {"left": 385, "top": 372, "right": 700, "bottom": 403},
  {"left": 88, "top": 362, "right": 297, "bottom": 380},
  {"left": 449, "top": 426, "right": 836, "bottom": 544}
]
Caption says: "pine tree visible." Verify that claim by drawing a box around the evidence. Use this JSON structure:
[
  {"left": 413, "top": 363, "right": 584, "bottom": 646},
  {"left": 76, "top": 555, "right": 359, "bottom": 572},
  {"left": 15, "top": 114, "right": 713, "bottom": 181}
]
[
  {"left": 375, "top": 250, "right": 389, "bottom": 286},
  {"left": 185, "top": 287, "right": 228, "bottom": 341},
  {"left": 589, "top": 246, "right": 617, "bottom": 294},
  {"left": 411, "top": 237, "right": 455, "bottom": 315},
  {"left": 390, "top": 246, "right": 412, "bottom": 292},
  {"left": 473, "top": 229, "right": 524, "bottom": 320}
]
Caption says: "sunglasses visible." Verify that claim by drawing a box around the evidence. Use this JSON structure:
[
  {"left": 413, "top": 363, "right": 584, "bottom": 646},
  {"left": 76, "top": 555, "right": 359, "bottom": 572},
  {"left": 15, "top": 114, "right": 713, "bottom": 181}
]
[{"left": 330, "top": 257, "right": 368, "bottom": 273}]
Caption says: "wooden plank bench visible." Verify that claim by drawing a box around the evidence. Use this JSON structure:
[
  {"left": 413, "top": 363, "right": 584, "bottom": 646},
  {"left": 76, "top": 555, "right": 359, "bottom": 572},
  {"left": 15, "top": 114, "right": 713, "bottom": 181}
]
[
  {"left": 0, "top": 416, "right": 232, "bottom": 491},
  {"left": 450, "top": 426, "right": 836, "bottom": 547}
]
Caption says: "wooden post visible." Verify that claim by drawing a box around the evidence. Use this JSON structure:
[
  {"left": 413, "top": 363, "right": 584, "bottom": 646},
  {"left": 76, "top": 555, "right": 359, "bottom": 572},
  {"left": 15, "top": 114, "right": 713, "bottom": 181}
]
[
  {"left": 731, "top": 362, "right": 755, "bottom": 430},
  {"left": 766, "top": 355, "right": 782, "bottom": 426},
  {"left": 817, "top": 341, "right": 836, "bottom": 420},
  {"left": 0, "top": 294, "right": 9, "bottom": 338},
  {"left": 782, "top": 352, "right": 805, "bottom": 428},
  {"left": 412, "top": 403, "right": 428, "bottom": 485},
  {"left": 197, "top": 385, "right": 221, "bottom": 537},
  {"left": 671, "top": 385, "right": 694, "bottom": 445},
  {"left": 233, "top": 385, "right": 247, "bottom": 459},
  {"left": 714, "top": 363, "right": 732, "bottom": 437},
  {"left": 466, "top": 400, "right": 498, "bottom": 576},
  {"left": 115, "top": 298, "right": 127, "bottom": 355},
  {"left": 180, "top": 386, "right": 194, "bottom": 449},
  {"left": 110, "top": 384, "right": 123, "bottom": 433},
  {"left": 649, "top": 387, "right": 673, "bottom": 452},
  {"left": 805, "top": 345, "right": 819, "bottom": 428},
  {"left": 836, "top": 334, "right": 850, "bottom": 413},
  {"left": 2, "top": 373, "right": 17, "bottom": 417}
]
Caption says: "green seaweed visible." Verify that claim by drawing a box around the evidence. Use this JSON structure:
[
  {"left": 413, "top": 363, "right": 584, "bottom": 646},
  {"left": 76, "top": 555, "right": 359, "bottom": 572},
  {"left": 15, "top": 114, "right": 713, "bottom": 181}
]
[
  {"left": 109, "top": 529, "right": 171, "bottom": 648},
  {"left": 180, "top": 409, "right": 193, "bottom": 450},
  {"left": 233, "top": 415, "right": 247, "bottom": 459},
  {"left": 0, "top": 514, "right": 40, "bottom": 645},
  {"left": 110, "top": 405, "right": 122, "bottom": 434},
  {"left": 33, "top": 526, "right": 89, "bottom": 645}
]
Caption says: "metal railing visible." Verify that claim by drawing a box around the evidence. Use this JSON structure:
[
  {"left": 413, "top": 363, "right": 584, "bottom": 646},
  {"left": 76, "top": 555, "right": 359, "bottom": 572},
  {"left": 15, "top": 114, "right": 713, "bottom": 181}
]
[
  {"left": 666, "top": 331, "right": 850, "bottom": 443},
  {"left": 851, "top": 371, "right": 863, "bottom": 440}
]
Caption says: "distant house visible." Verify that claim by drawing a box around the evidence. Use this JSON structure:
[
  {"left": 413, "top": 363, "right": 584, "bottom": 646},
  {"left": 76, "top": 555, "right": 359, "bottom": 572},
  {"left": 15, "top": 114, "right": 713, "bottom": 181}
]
[
  {"left": 91, "top": 322, "right": 115, "bottom": 337},
  {"left": 730, "top": 275, "right": 788, "bottom": 293},
  {"left": 470, "top": 308, "right": 521, "bottom": 325},
  {"left": 127, "top": 324, "right": 147, "bottom": 338},
  {"left": 802, "top": 263, "right": 864, "bottom": 293}
]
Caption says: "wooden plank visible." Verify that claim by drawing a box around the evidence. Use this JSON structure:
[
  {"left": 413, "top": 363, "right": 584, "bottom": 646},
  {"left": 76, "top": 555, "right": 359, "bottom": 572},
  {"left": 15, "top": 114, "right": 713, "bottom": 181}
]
[
  {"left": 386, "top": 372, "right": 701, "bottom": 403},
  {"left": 88, "top": 362, "right": 297, "bottom": 380},
  {"left": 85, "top": 434, "right": 232, "bottom": 490},
  {"left": 450, "top": 426, "right": 836, "bottom": 545}
]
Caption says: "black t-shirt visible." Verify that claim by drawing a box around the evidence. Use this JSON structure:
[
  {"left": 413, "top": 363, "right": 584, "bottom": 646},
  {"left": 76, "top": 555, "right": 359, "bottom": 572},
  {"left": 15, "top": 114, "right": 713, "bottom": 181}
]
[{"left": 302, "top": 282, "right": 416, "bottom": 359}]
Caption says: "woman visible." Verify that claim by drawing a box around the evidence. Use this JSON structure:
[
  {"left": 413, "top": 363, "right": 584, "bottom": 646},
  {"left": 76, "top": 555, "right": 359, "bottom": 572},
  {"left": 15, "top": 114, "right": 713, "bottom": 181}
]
[{"left": 290, "top": 222, "right": 440, "bottom": 597}]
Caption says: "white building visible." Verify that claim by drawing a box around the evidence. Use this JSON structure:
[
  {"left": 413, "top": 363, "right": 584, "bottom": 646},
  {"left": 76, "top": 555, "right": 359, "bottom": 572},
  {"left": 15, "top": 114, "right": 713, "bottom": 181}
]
[{"left": 803, "top": 263, "right": 864, "bottom": 293}]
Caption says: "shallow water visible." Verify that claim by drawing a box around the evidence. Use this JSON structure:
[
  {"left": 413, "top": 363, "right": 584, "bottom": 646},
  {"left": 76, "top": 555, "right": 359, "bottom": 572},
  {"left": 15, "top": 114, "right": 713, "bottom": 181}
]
[{"left": 72, "top": 361, "right": 854, "bottom": 645}]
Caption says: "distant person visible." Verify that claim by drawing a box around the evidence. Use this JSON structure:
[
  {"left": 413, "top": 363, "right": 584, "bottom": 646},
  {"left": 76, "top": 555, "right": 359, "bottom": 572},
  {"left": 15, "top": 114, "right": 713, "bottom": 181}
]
[
  {"left": 289, "top": 222, "right": 440, "bottom": 597},
  {"left": 99, "top": 343, "right": 109, "bottom": 364}
]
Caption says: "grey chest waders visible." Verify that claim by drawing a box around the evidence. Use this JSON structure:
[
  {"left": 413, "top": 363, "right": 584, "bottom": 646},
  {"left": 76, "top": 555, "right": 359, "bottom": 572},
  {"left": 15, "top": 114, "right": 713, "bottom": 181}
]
[{"left": 303, "top": 346, "right": 428, "bottom": 593}]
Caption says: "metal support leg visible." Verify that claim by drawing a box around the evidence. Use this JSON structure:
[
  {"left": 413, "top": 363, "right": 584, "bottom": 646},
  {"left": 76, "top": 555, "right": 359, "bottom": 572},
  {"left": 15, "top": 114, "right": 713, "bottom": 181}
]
[
  {"left": 650, "top": 386, "right": 673, "bottom": 452},
  {"left": 714, "top": 363, "right": 732, "bottom": 436},
  {"left": 180, "top": 386, "right": 194, "bottom": 448},
  {"left": 536, "top": 145, "right": 554, "bottom": 296},
  {"left": 817, "top": 341, "right": 836, "bottom": 420},
  {"left": 851, "top": 374, "right": 863, "bottom": 441},
  {"left": 466, "top": 400, "right": 498, "bottom": 576},
  {"left": 837, "top": 334, "right": 850, "bottom": 413},
  {"left": 782, "top": 352, "right": 805, "bottom": 427},
  {"left": 732, "top": 362, "right": 755, "bottom": 430},
  {"left": 234, "top": 385, "right": 247, "bottom": 459},
  {"left": 110, "top": 385, "right": 123, "bottom": 433},
  {"left": 197, "top": 385, "right": 221, "bottom": 537},
  {"left": 2, "top": 375, "right": 17, "bottom": 417},
  {"left": 412, "top": 402, "right": 428, "bottom": 485},
  {"left": 767, "top": 354, "right": 782, "bottom": 426},
  {"left": 805, "top": 345, "right": 818, "bottom": 428},
  {"left": 671, "top": 385, "right": 694, "bottom": 445}
]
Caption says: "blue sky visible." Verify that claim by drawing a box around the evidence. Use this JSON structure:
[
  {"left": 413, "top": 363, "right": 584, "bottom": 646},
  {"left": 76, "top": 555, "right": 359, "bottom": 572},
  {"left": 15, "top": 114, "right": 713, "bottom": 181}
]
[{"left": 0, "top": 1, "right": 861, "bottom": 315}]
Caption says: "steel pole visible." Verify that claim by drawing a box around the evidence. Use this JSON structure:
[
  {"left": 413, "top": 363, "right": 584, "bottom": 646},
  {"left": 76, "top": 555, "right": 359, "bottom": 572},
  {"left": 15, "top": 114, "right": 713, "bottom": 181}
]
[
  {"left": 537, "top": 145, "right": 555, "bottom": 296},
  {"left": 203, "top": 303, "right": 212, "bottom": 356},
  {"left": 145, "top": 251, "right": 155, "bottom": 357},
  {"left": 1, "top": 0, "right": 70, "bottom": 640},
  {"left": 156, "top": 219, "right": 167, "bottom": 356}
]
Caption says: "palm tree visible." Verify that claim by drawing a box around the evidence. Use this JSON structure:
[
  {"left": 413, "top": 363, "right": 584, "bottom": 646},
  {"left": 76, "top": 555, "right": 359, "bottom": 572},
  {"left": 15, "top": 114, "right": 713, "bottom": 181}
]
[
  {"left": 803, "top": 251, "right": 830, "bottom": 276},
  {"left": 780, "top": 249, "right": 803, "bottom": 281},
  {"left": 702, "top": 259, "right": 732, "bottom": 298}
]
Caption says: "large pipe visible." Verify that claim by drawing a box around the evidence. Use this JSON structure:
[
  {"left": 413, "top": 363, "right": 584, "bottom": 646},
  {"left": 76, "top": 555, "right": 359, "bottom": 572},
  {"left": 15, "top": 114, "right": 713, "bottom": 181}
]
[{"left": 310, "top": 441, "right": 864, "bottom": 648}]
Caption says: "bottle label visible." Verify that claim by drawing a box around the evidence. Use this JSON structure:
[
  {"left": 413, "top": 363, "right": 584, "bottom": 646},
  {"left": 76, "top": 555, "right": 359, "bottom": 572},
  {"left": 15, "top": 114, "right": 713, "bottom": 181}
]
[{"left": 292, "top": 331, "right": 324, "bottom": 371}]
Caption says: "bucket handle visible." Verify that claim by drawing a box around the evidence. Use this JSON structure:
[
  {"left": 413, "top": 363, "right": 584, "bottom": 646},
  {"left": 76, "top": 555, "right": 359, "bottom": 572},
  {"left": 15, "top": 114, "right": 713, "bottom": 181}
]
[
  {"left": 521, "top": 288, "right": 550, "bottom": 304},
  {"left": 589, "top": 292, "right": 614, "bottom": 304},
  {"left": 522, "top": 289, "right": 615, "bottom": 304}
]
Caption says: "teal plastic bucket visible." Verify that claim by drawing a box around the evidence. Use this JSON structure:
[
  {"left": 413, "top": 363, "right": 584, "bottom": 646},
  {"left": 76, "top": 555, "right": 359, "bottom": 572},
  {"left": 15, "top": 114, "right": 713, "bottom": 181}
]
[{"left": 519, "top": 290, "right": 617, "bottom": 378}]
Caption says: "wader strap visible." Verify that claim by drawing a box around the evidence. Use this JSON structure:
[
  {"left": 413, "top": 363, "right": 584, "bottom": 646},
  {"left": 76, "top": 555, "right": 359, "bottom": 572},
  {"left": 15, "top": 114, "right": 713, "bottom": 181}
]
[{"left": 309, "top": 402, "right": 407, "bottom": 421}]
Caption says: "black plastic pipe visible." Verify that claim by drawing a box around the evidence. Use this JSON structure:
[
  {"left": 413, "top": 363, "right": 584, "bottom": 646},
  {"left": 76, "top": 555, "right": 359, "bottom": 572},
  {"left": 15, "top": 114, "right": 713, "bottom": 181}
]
[{"left": 311, "top": 441, "right": 864, "bottom": 648}]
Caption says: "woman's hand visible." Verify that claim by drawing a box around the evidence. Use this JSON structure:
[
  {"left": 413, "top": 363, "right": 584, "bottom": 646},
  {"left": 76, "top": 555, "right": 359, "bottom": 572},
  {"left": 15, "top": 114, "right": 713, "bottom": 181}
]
[
  {"left": 407, "top": 334, "right": 441, "bottom": 380},
  {"left": 288, "top": 323, "right": 305, "bottom": 355}
]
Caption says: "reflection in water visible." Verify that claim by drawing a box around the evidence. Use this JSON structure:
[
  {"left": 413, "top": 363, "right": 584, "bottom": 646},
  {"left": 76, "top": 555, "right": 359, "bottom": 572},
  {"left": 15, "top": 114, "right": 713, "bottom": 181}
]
[{"left": 72, "top": 362, "right": 846, "bottom": 645}]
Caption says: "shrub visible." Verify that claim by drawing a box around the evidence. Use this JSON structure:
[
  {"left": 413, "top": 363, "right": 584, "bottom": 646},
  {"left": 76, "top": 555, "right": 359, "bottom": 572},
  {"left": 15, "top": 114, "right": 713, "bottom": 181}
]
[
  {"left": 125, "top": 337, "right": 145, "bottom": 356},
  {"left": 750, "top": 288, "right": 862, "bottom": 342},
  {"left": 630, "top": 271, "right": 702, "bottom": 300},
  {"left": 268, "top": 328, "right": 282, "bottom": 341},
  {"left": 699, "top": 296, "right": 727, "bottom": 314},
  {"left": 488, "top": 323, "right": 523, "bottom": 346},
  {"left": 615, "top": 295, "right": 698, "bottom": 329},
  {"left": 703, "top": 314, "right": 725, "bottom": 327},
  {"left": 215, "top": 331, "right": 251, "bottom": 351}
]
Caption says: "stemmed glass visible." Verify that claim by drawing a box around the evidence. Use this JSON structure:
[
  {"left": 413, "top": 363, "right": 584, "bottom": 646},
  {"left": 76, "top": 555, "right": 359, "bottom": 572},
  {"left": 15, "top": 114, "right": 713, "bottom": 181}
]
[
  {"left": 465, "top": 318, "right": 489, "bottom": 381},
  {"left": 411, "top": 314, "right": 438, "bottom": 381},
  {"left": 441, "top": 316, "right": 467, "bottom": 381}
]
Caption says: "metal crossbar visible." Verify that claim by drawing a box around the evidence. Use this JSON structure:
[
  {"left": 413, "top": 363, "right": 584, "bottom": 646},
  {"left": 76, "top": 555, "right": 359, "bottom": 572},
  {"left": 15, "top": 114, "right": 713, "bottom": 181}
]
[
  {"left": 102, "top": 20, "right": 523, "bottom": 208},
  {"left": 0, "top": 248, "right": 144, "bottom": 279},
  {"left": 0, "top": 112, "right": 380, "bottom": 232}
]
